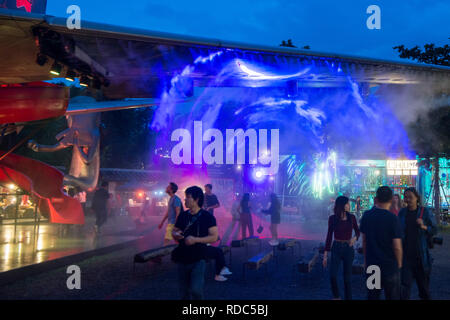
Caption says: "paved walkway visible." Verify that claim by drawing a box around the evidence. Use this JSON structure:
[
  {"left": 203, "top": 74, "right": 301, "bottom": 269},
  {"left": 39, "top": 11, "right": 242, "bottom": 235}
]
[
  {"left": 0, "top": 214, "right": 143, "bottom": 273},
  {"left": 0, "top": 210, "right": 326, "bottom": 273},
  {"left": 1, "top": 227, "right": 449, "bottom": 300}
]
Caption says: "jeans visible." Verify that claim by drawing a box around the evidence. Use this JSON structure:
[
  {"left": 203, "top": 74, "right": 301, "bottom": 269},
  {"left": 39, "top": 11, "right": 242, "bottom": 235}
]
[
  {"left": 240, "top": 213, "right": 254, "bottom": 239},
  {"left": 330, "top": 241, "right": 354, "bottom": 300},
  {"left": 177, "top": 260, "right": 206, "bottom": 300},
  {"left": 401, "top": 257, "right": 431, "bottom": 300},
  {"left": 367, "top": 269, "right": 401, "bottom": 300},
  {"left": 205, "top": 246, "right": 226, "bottom": 275}
]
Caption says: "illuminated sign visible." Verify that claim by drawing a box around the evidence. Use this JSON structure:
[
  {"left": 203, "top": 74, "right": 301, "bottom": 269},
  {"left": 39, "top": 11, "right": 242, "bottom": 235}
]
[{"left": 386, "top": 160, "right": 417, "bottom": 176}]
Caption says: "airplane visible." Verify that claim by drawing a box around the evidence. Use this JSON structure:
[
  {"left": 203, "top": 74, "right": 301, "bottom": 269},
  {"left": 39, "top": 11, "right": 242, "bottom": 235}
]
[{"left": 0, "top": 1, "right": 449, "bottom": 225}]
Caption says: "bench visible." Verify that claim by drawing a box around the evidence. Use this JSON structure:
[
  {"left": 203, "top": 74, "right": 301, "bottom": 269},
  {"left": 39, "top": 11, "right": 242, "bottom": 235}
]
[
  {"left": 274, "top": 239, "right": 301, "bottom": 263},
  {"left": 231, "top": 236, "right": 262, "bottom": 258},
  {"left": 220, "top": 245, "right": 232, "bottom": 264},
  {"left": 352, "top": 252, "right": 365, "bottom": 274},
  {"left": 231, "top": 236, "right": 261, "bottom": 247},
  {"left": 317, "top": 243, "right": 325, "bottom": 254},
  {"left": 243, "top": 251, "right": 273, "bottom": 281},
  {"left": 297, "top": 250, "right": 319, "bottom": 273},
  {"left": 277, "top": 238, "right": 298, "bottom": 251},
  {"left": 133, "top": 245, "right": 176, "bottom": 272}
]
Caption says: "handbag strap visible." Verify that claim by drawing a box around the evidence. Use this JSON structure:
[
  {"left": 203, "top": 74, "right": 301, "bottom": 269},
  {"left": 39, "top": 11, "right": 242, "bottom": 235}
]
[
  {"left": 182, "top": 211, "right": 202, "bottom": 235},
  {"left": 419, "top": 206, "right": 424, "bottom": 219}
]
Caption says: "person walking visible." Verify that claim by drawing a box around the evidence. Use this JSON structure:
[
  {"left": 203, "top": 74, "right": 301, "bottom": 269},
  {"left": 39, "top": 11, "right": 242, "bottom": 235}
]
[
  {"left": 398, "top": 187, "right": 437, "bottom": 300},
  {"left": 262, "top": 193, "right": 281, "bottom": 246},
  {"left": 171, "top": 186, "right": 218, "bottom": 300},
  {"left": 220, "top": 194, "right": 241, "bottom": 246},
  {"left": 360, "top": 186, "right": 403, "bottom": 300},
  {"left": 158, "top": 182, "right": 182, "bottom": 246},
  {"left": 91, "top": 181, "right": 110, "bottom": 234},
  {"left": 323, "top": 196, "right": 360, "bottom": 300},
  {"left": 203, "top": 184, "right": 220, "bottom": 216},
  {"left": 238, "top": 193, "right": 254, "bottom": 239}
]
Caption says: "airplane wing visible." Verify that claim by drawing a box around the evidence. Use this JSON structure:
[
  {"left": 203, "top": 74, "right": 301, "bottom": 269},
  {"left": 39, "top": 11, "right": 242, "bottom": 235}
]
[{"left": 1, "top": 8, "right": 449, "bottom": 102}]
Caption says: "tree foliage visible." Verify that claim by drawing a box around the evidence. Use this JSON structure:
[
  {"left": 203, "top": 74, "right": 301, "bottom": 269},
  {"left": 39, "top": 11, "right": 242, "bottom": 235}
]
[
  {"left": 100, "top": 107, "right": 156, "bottom": 169},
  {"left": 408, "top": 105, "right": 450, "bottom": 158},
  {"left": 393, "top": 40, "right": 450, "bottom": 66}
]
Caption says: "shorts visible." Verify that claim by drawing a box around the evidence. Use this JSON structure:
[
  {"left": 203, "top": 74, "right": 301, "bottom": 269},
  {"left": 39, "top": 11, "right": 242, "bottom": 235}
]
[{"left": 165, "top": 223, "right": 175, "bottom": 241}]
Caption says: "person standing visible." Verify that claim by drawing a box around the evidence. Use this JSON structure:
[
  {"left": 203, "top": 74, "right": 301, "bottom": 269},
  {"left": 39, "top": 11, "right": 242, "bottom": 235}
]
[
  {"left": 220, "top": 194, "right": 241, "bottom": 246},
  {"left": 355, "top": 196, "right": 362, "bottom": 219},
  {"left": 360, "top": 186, "right": 403, "bottom": 300},
  {"left": 239, "top": 193, "right": 254, "bottom": 239},
  {"left": 399, "top": 187, "right": 437, "bottom": 300},
  {"left": 262, "top": 193, "right": 281, "bottom": 246},
  {"left": 171, "top": 186, "right": 218, "bottom": 300},
  {"left": 204, "top": 184, "right": 220, "bottom": 216},
  {"left": 158, "top": 182, "right": 182, "bottom": 246},
  {"left": 322, "top": 196, "right": 360, "bottom": 300},
  {"left": 75, "top": 187, "right": 87, "bottom": 215},
  {"left": 91, "top": 182, "right": 110, "bottom": 234},
  {"left": 390, "top": 194, "right": 402, "bottom": 216}
]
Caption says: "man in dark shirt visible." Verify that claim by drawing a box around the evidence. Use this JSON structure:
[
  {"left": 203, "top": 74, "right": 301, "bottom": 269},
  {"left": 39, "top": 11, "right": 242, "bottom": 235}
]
[
  {"left": 172, "top": 186, "right": 218, "bottom": 300},
  {"left": 398, "top": 187, "right": 437, "bottom": 300},
  {"left": 91, "top": 181, "right": 110, "bottom": 234},
  {"left": 203, "top": 184, "right": 220, "bottom": 216},
  {"left": 360, "top": 186, "right": 403, "bottom": 300}
]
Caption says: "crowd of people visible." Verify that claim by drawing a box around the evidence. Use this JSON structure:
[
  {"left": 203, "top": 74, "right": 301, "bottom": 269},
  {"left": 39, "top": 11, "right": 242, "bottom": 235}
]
[
  {"left": 152, "top": 182, "right": 282, "bottom": 298},
  {"left": 86, "top": 180, "right": 438, "bottom": 300},
  {"left": 324, "top": 186, "right": 438, "bottom": 300}
]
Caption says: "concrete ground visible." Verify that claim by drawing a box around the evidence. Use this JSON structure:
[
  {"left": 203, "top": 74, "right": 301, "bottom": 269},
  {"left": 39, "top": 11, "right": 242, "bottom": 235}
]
[{"left": 1, "top": 224, "right": 449, "bottom": 300}]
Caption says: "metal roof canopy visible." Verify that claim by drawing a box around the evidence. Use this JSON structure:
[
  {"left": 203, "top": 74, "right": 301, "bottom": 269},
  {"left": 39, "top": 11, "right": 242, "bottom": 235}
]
[{"left": 1, "top": 9, "right": 449, "bottom": 99}]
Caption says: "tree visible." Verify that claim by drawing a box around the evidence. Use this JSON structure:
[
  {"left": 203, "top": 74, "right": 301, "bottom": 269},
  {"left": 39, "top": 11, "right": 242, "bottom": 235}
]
[
  {"left": 280, "top": 39, "right": 297, "bottom": 48},
  {"left": 395, "top": 40, "right": 450, "bottom": 223},
  {"left": 100, "top": 107, "right": 156, "bottom": 169},
  {"left": 393, "top": 39, "right": 450, "bottom": 66}
]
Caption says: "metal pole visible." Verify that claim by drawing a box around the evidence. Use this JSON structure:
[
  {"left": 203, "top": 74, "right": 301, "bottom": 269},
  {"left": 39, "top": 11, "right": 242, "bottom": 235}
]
[
  {"left": 433, "top": 158, "right": 441, "bottom": 224},
  {"left": 14, "top": 194, "right": 18, "bottom": 243},
  {"left": 34, "top": 199, "right": 38, "bottom": 225}
]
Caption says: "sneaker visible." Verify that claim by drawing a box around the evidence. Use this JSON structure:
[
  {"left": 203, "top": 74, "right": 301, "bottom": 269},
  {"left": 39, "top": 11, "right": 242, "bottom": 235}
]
[
  {"left": 269, "top": 240, "right": 279, "bottom": 246},
  {"left": 214, "top": 275, "right": 228, "bottom": 282},
  {"left": 220, "top": 267, "right": 232, "bottom": 276}
]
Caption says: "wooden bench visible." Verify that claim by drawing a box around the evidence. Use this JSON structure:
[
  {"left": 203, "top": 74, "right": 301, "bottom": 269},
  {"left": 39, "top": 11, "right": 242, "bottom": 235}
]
[
  {"left": 230, "top": 236, "right": 262, "bottom": 258},
  {"left": 274, "top": 239, "right": 301, "bottom": 263},
  {"left": 231, "top": 236, "right": 261, "bottom": 247},
  {"left": 133, "top": 245, "right": 176, "bottom": 272},
  {"left": 243, "top": 251, "right": 273, "bottom": 281},
  {"left": 317, "top": 243, "right": 325, "bottom": 254},
  {"left": 297, "top": 250, "right": 319, "bottom": 273},
  {"left": 220, "top": 245, "right": 232, "bottom": 264},
  {"left": 352, "top": 253, "right": 365, "bottom": 274}
]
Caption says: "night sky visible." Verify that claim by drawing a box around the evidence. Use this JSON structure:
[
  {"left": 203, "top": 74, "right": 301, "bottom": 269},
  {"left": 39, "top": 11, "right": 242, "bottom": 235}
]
[{"left": 46, "top": 0, "right": 450, "bottom": 62}]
